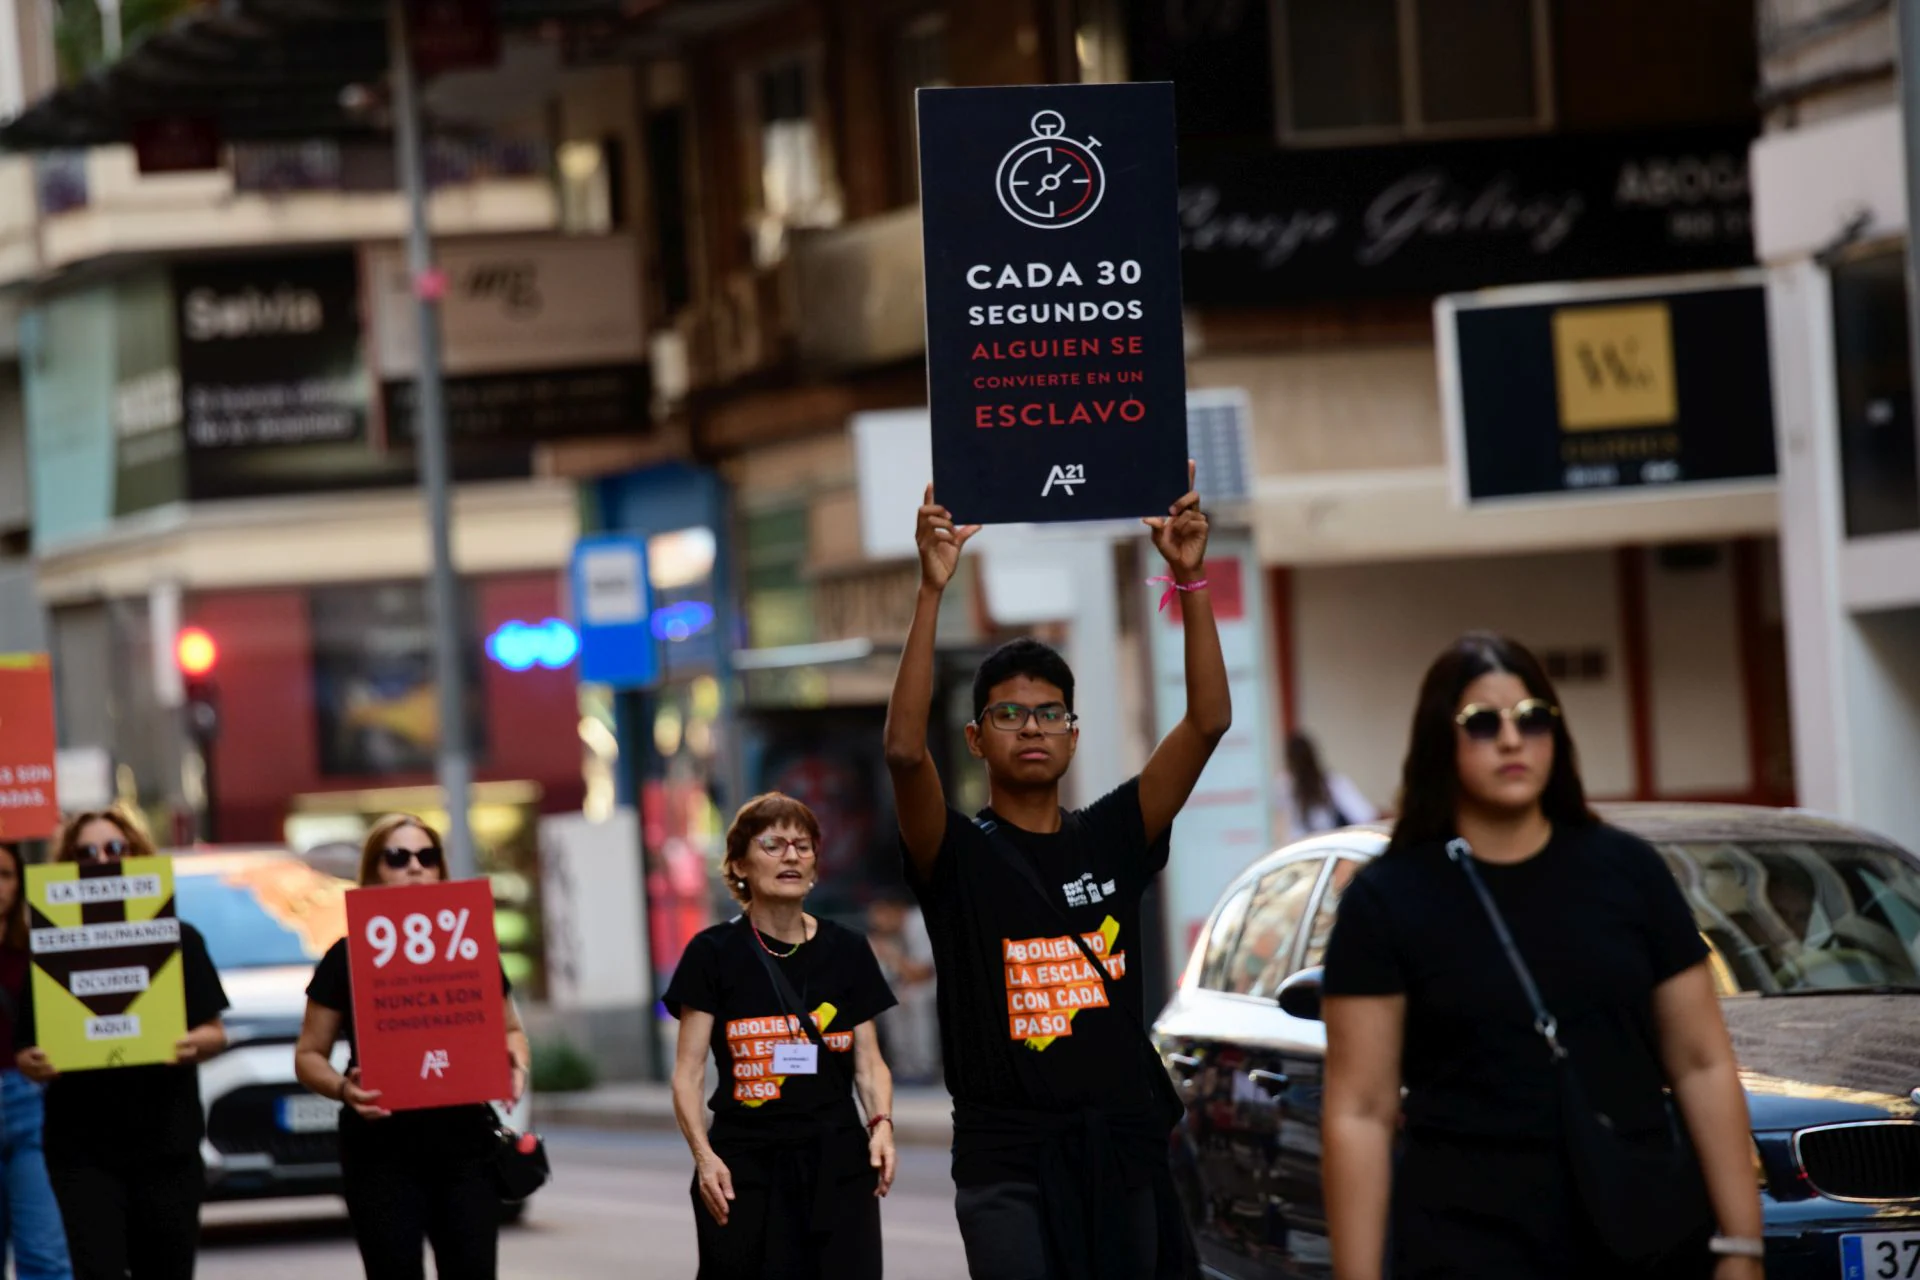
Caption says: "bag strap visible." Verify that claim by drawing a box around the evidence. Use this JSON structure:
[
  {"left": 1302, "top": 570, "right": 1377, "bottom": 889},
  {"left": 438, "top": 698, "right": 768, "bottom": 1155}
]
[
  {"left": 973, "top": 817, "right": 1117, "bottom": 985},
  {"left": 1446, "top": 837, "right": 1567, "bottom": 1062},
  {"left": 740, "top": 916, "right": 832, "bottom": 1055}
]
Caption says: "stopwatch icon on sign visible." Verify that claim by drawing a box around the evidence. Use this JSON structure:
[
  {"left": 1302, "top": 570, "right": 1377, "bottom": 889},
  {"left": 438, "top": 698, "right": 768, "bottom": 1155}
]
[{"left": 994, "top": 110, "right": 1106, "bottom": 230}]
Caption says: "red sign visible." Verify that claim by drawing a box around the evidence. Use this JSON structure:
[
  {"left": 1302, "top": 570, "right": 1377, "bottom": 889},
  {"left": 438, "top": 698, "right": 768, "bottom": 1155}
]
[
  {"left": 406, "top": 0, "right": 500, "bottom": 77},
  {"left": 132, "top": 117, "right": 221, "bottom": 174},
  {"left": 0, "top": 656, "right": 60, "bottom": 841},
  {"left": 345, "top": 879, "right": 510, "bottom": 1112}
]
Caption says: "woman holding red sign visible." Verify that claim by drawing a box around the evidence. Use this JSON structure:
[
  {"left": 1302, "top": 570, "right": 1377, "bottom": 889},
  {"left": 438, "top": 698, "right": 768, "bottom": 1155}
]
[
  {"left": 14, "top": 807, "right": 229, "bottom": 1280},
  {"left": 666, "top": 792, "right": 899, "bottom": 1280},
  {"left": 294, "top": 814, "right": 530, "bottom": 1280}
]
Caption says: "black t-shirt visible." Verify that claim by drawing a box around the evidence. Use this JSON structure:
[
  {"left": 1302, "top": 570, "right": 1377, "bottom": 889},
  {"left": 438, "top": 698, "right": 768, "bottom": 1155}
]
[
  {"left": 906, "top": 778, "right": 1169, "bottom": 1183},
  {"left": 306, "top": 937, "right": 509, "bottom": 1155},
  {"left": 665, "top": 917, "right": 895, "bottom": 1180},
  {"left": 20, "top": 921, "right": 230, "bottom": 1161},
  {"left": 1322, "top": 823, "right": 1708, "bottom": 1140}
]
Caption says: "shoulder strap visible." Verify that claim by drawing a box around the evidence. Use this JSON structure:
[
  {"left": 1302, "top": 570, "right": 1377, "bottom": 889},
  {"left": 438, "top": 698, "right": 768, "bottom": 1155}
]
[
  {"left": 973, "top": 817, "right": 1117, "bottom": 985},
  {"left": 1446, "top": 838, "right": 1566, "bottom": 1061},
  {"left": 740, "top": 916, "right": 830, "bottom": 1054}
]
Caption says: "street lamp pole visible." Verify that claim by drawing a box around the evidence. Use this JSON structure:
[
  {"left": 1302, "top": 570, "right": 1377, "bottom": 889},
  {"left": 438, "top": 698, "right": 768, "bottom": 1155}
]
[{"left": 388, "top": 0, "right": 478, "bottom": 879}]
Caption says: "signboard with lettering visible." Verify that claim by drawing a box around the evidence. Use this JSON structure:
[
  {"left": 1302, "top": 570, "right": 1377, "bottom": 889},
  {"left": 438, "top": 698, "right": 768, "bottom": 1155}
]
[
  {"left": 0, "top": 654, "right": 59, "bottom": 840},
  {"left": 172, "top": 253, "right": 368, "bottom": 452},
  {"left": 1438, "top": 272, "right": 1775, "bottom": 504},
  {"left": 27, "top": 857, "right": 186, "bottom": 1071},
  {"left": 570, "top": 535, "right": 657, "bottom": 690},
  {"left": 917, "top": 83, "right": 1190, "bottom": 525},
  {"left": 345, "top": 878, "right": 511, "bottom": 1112},
  {"left": 1179, "top": 127, "right": 1755, "bottom": 305}
]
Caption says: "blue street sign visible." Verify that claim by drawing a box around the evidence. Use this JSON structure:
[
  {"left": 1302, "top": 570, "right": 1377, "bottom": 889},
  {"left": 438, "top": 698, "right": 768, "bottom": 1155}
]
[{"left": 569, "top": 535, "right": 657, "bottom": 689}]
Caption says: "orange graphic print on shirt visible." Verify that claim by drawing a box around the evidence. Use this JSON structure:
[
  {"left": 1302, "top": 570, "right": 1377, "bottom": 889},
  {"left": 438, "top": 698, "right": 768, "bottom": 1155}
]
[
  {"left": 1003, "top": 916, "right": 1124, "bottom": 1050},
  {"left": 727, "top": 1002, "right": 852, "bottom": 1105}
]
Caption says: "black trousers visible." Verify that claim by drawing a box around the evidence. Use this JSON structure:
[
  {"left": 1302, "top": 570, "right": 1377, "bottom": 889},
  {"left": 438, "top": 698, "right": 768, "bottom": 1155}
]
[
  {"left": 692, "top": 1167, "right": 881, "bottom": 1280},
  {"left": 340, "top": 1129, "right": 499, "bottom": 1280},
  {"left": 954, "top": 1179, "right": 1157, "bottom": 1280},
  {"left": 49, "top": 1153, "right": 203, "bottom": 1280}
]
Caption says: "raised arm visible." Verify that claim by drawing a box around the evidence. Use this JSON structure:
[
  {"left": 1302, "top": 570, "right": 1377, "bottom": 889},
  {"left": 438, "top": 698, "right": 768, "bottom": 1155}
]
[
  {"left": 885, "top": 485, "right": 978, "bottom": 883},
  {"left": 1138, "top": 462, "right": 1231, "bottom": 843}
]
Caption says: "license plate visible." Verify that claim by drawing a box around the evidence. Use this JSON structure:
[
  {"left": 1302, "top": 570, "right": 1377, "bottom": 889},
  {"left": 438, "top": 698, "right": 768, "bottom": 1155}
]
[
  {"left": 1843, "top": 1232, "right": 1920, "bottom": 1280},
  {"left": 276, "top": 1094, "right": 339, "bottom": 1134}
]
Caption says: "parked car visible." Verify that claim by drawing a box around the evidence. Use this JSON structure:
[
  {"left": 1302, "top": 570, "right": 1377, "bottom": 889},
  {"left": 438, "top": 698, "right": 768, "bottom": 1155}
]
[
  {"left": 1154, "top": 805, "right": 1920, "bottom": 1280},
  {"left": 172, "top": 848, "right": 534, "bottom": 1211}
]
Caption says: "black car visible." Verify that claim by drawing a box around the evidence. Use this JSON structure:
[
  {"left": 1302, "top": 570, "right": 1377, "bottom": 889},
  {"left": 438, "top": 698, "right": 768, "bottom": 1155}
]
[{"left": 1153, "top": 805, "right": 1920, "bottom": 1279}]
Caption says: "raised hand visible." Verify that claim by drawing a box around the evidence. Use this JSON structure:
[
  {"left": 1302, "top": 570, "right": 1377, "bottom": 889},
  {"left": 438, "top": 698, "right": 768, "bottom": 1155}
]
[
  {"left": 1143, "top": 460, "right": 1208, "bottom": 576},
  {"left": 916, "top": 484, "right": 981, "bottom": 592}
]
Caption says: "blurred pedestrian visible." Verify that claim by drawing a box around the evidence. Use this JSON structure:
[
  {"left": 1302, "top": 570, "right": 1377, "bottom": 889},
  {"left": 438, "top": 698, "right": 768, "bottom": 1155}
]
[
  {"left": 865, "top": 893, "right": 938, "bottom": 1084},
  {"left": 0, "top": 842, "right": 71, "bottom": 1280},
  {"left": 1274, "top": 730, "right": 1376, "bottom": 843},
  {"left": 293, "top": 814, "right": 530, "bottom": 1280},
  {"left": 15, "top": 807, "right": 229, "bottom": 1280},
  {"left": 666, "top": 792, "right": 897, "bottom": 1280},
  {"left": 1320, "top": 633, "right": 1762, "bottom": 1280}
]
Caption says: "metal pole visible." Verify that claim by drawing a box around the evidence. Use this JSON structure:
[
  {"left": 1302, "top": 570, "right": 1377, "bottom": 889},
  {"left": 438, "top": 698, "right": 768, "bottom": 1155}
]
[
  {"left": 1899, "top": 0, "right": 1920, "bottom": 485},
  {"left": 389, "top": 0, "right": 478, "bottom": 879}
]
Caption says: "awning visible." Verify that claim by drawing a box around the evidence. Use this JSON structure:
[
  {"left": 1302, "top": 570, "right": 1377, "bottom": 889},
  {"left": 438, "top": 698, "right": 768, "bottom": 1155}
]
[{"left": 0, "top": 0, "right": 689, "bottom": 151}]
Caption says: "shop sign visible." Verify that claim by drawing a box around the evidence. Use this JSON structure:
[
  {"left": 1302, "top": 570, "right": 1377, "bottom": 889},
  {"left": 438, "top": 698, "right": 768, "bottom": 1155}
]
[
  {"left": 1180, "top": 126, "right": 1754, "bottom": 305},
  {"left": 917, "top": 83, "right": 1190, "bottom": 525},
  {"left": 345, "top": 878, "right": 510, "bottom": 1111},
  {"left": 0, "top": 654, "right": 59, "bottom": 840},
  {"left": 173, "top": 253, "right": 368, "bottom": 451},
  {"left": 1439, "top": 272, "right": 1775, "bottom": 505},
  {"left": 26, "top": 856, "right": 186, "bottom": 1070}
]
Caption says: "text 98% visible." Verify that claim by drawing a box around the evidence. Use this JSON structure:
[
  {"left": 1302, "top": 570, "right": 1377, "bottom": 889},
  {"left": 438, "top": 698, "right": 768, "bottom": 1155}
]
[{"left": 366, "top": 908, "right": 479, "bottom": 968}]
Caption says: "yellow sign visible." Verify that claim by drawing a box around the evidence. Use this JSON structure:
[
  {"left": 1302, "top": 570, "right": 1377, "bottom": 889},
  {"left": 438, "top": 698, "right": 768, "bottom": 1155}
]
[
  {"left": 1551, "top": 302, "right": 1678, "bottom": 431},
  {"left": 26, "top": 857, "right": 187, "bottom": 1071}
]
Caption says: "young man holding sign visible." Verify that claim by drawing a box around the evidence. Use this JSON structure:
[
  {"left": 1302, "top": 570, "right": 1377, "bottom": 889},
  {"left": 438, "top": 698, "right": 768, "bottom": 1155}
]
[{"left": 884, "top": 464, "right": 1228, "bottom": 1280}]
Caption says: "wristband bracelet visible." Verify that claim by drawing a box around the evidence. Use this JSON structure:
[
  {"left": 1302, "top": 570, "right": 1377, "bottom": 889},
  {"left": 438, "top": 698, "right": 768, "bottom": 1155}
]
[
  {"left": 866, "top": 1114, "right": 892, "bottom": 1133},
  {"left": 1148, "top": 575, "right": 1210, "bottom": 612},
  {"left": 1708, "top": 1235, "right": 1764, "bottom": 1259}
]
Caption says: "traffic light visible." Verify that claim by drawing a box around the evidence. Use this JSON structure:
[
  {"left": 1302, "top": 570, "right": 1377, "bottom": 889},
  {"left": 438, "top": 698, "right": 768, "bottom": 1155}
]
[{"left": 175, "top": 627, "right": 220, "bottom": 741}]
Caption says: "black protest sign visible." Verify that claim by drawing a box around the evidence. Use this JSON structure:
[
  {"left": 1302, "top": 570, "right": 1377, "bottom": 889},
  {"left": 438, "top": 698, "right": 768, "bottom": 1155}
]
[{"left": 918, "top": 83, "right": 1189, "bottom": 525}]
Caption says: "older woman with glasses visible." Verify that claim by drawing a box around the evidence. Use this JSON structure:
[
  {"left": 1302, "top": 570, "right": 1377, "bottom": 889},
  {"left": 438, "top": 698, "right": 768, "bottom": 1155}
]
[
  {"left": 15, "top": 806, "right": 229, "bottom": 1280},
  {"left": 666, "top": 792, "right": 899, "bottom": 1279},
  {"left": 294, "top": 813, "right": 530, "bottom": 1280}
]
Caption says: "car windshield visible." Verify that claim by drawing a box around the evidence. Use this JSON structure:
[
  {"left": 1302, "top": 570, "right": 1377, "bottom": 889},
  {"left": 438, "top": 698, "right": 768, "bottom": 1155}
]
[
  {"left": 174, "top": 856, "right": 350, "bottom": 970},
  {"left": 1655, "top": 839, "right": 1920, "bottom": 995}
]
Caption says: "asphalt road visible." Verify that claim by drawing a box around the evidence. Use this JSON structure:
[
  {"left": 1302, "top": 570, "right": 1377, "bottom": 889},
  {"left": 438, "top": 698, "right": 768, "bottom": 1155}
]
[{"left": 196, "top": 1128, "right": 969, "bottom": 1279}]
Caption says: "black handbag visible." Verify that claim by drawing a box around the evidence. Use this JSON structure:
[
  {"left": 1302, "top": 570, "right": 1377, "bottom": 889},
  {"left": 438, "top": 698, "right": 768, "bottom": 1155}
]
[
  {"left": 1446, "top": 837, "right": 1712, "bottom": 1266},
  {"left": 487, "top": 1106, "right": 551, "bottom": 1202}
]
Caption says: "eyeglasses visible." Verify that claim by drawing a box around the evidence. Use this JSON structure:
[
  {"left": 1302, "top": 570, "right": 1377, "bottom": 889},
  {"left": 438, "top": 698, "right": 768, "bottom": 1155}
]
[
  {"left": 754, "top": 834, "right": 816, "bottom": 858},
  {"left": 77, "top": 840, "right": 129, "bottom": 863},
  {"left": 381, "top": 845, "right": 444, "bottom": 871},
  {"left": 1455, "top": 699, "right": 1561, "bottom": 742},
  {"left": 978, "top": 702, "right": 1078, "bottom": 735}
]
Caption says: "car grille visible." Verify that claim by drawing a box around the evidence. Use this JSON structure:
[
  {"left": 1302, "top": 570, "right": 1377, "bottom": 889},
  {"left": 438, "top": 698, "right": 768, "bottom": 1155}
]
[
  {"left": 207, "top": 1085, "right": 339, "bottom": 1166},
  {"left": 1797, "top": 1121, "right": 1920, "bottom": 1201}
]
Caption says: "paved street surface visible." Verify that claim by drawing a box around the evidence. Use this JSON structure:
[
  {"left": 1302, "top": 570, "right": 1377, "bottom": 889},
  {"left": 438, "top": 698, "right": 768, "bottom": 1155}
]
[{"left": 197, "top": 1128, "right": 967, "bottom": 1279}]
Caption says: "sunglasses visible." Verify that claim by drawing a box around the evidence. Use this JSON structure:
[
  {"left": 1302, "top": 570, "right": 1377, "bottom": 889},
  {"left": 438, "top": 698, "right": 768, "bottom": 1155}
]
[
  {"left": 979, "top": 702, "right": 1077, "bottom": 735},
  {"left": 381, "top": 845, "right": 443, "bottom": 871},
  {"left": 754, "top": 834, "right": 816, "bottom": 858},
  {"left": 77, "top": 840, "right": 129, "bottom": 863},
  {"left": 1455, "top": 698, "right": 1561, "bottom": 742}
]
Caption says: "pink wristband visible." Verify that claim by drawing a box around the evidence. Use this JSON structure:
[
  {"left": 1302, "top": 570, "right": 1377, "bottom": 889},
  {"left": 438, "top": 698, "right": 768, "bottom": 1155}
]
[{"left": 1148, "top": 576, "right": 1210, "bottom": 612}]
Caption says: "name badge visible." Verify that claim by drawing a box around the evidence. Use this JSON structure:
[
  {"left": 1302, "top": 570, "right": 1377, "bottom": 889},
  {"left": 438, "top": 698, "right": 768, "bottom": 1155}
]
[{"left": 773, "top": 1043, "right": 819, "bottom": 1075}]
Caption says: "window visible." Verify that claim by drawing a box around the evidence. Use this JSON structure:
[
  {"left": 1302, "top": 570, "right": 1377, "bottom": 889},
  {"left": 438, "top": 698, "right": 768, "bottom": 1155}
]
[
  {"left": 1300, "top": 856, "right": 1364, "bottom": 970},
  {"left": 1830, "top": 246, "right": 1920, "bottom": 537},
  {"left": 893, "top": 12, "right": 949, "bottom": 202},
  {"left": 742, "top": 52, "right": 843, "bottom": 267},
  {"left": 1274, "top": 0, "right": 1551, "bottom": 143},
  {"left": 1200, "top": 881, "right": 1256, "bottom": 990},
  {"left": 1223, "top": 858, "right": 1322, "bottom": 998}
]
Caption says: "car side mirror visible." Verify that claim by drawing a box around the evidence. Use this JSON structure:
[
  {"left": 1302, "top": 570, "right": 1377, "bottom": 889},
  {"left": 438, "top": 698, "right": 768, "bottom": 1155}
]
[{"left": 1277, "top": 967, "right": 1323, "bottom": 1022}]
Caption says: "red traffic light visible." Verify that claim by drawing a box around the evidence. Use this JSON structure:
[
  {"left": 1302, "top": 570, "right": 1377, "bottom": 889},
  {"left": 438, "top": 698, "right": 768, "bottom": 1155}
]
[{"left": 175, "top": 627, "right": 218, "bottom": 678}]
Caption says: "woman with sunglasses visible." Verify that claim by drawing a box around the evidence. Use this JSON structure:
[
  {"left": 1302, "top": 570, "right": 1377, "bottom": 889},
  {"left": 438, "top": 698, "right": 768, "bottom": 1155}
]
[
  {"left": 15, "top": 807, "right": 229, "bottom": 1280},
  {"left": 666, "top": 792, "right": 898, "bottom": 1279},
  {"left": 1319, "top": 634, "right": 1762, "bottom": 1280},
  {"left": 294, "top": 814, "right": 530, "bottom": 1280},
  {"left": 0, "top": 843, "right": 72, "bottom": 1280}
]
